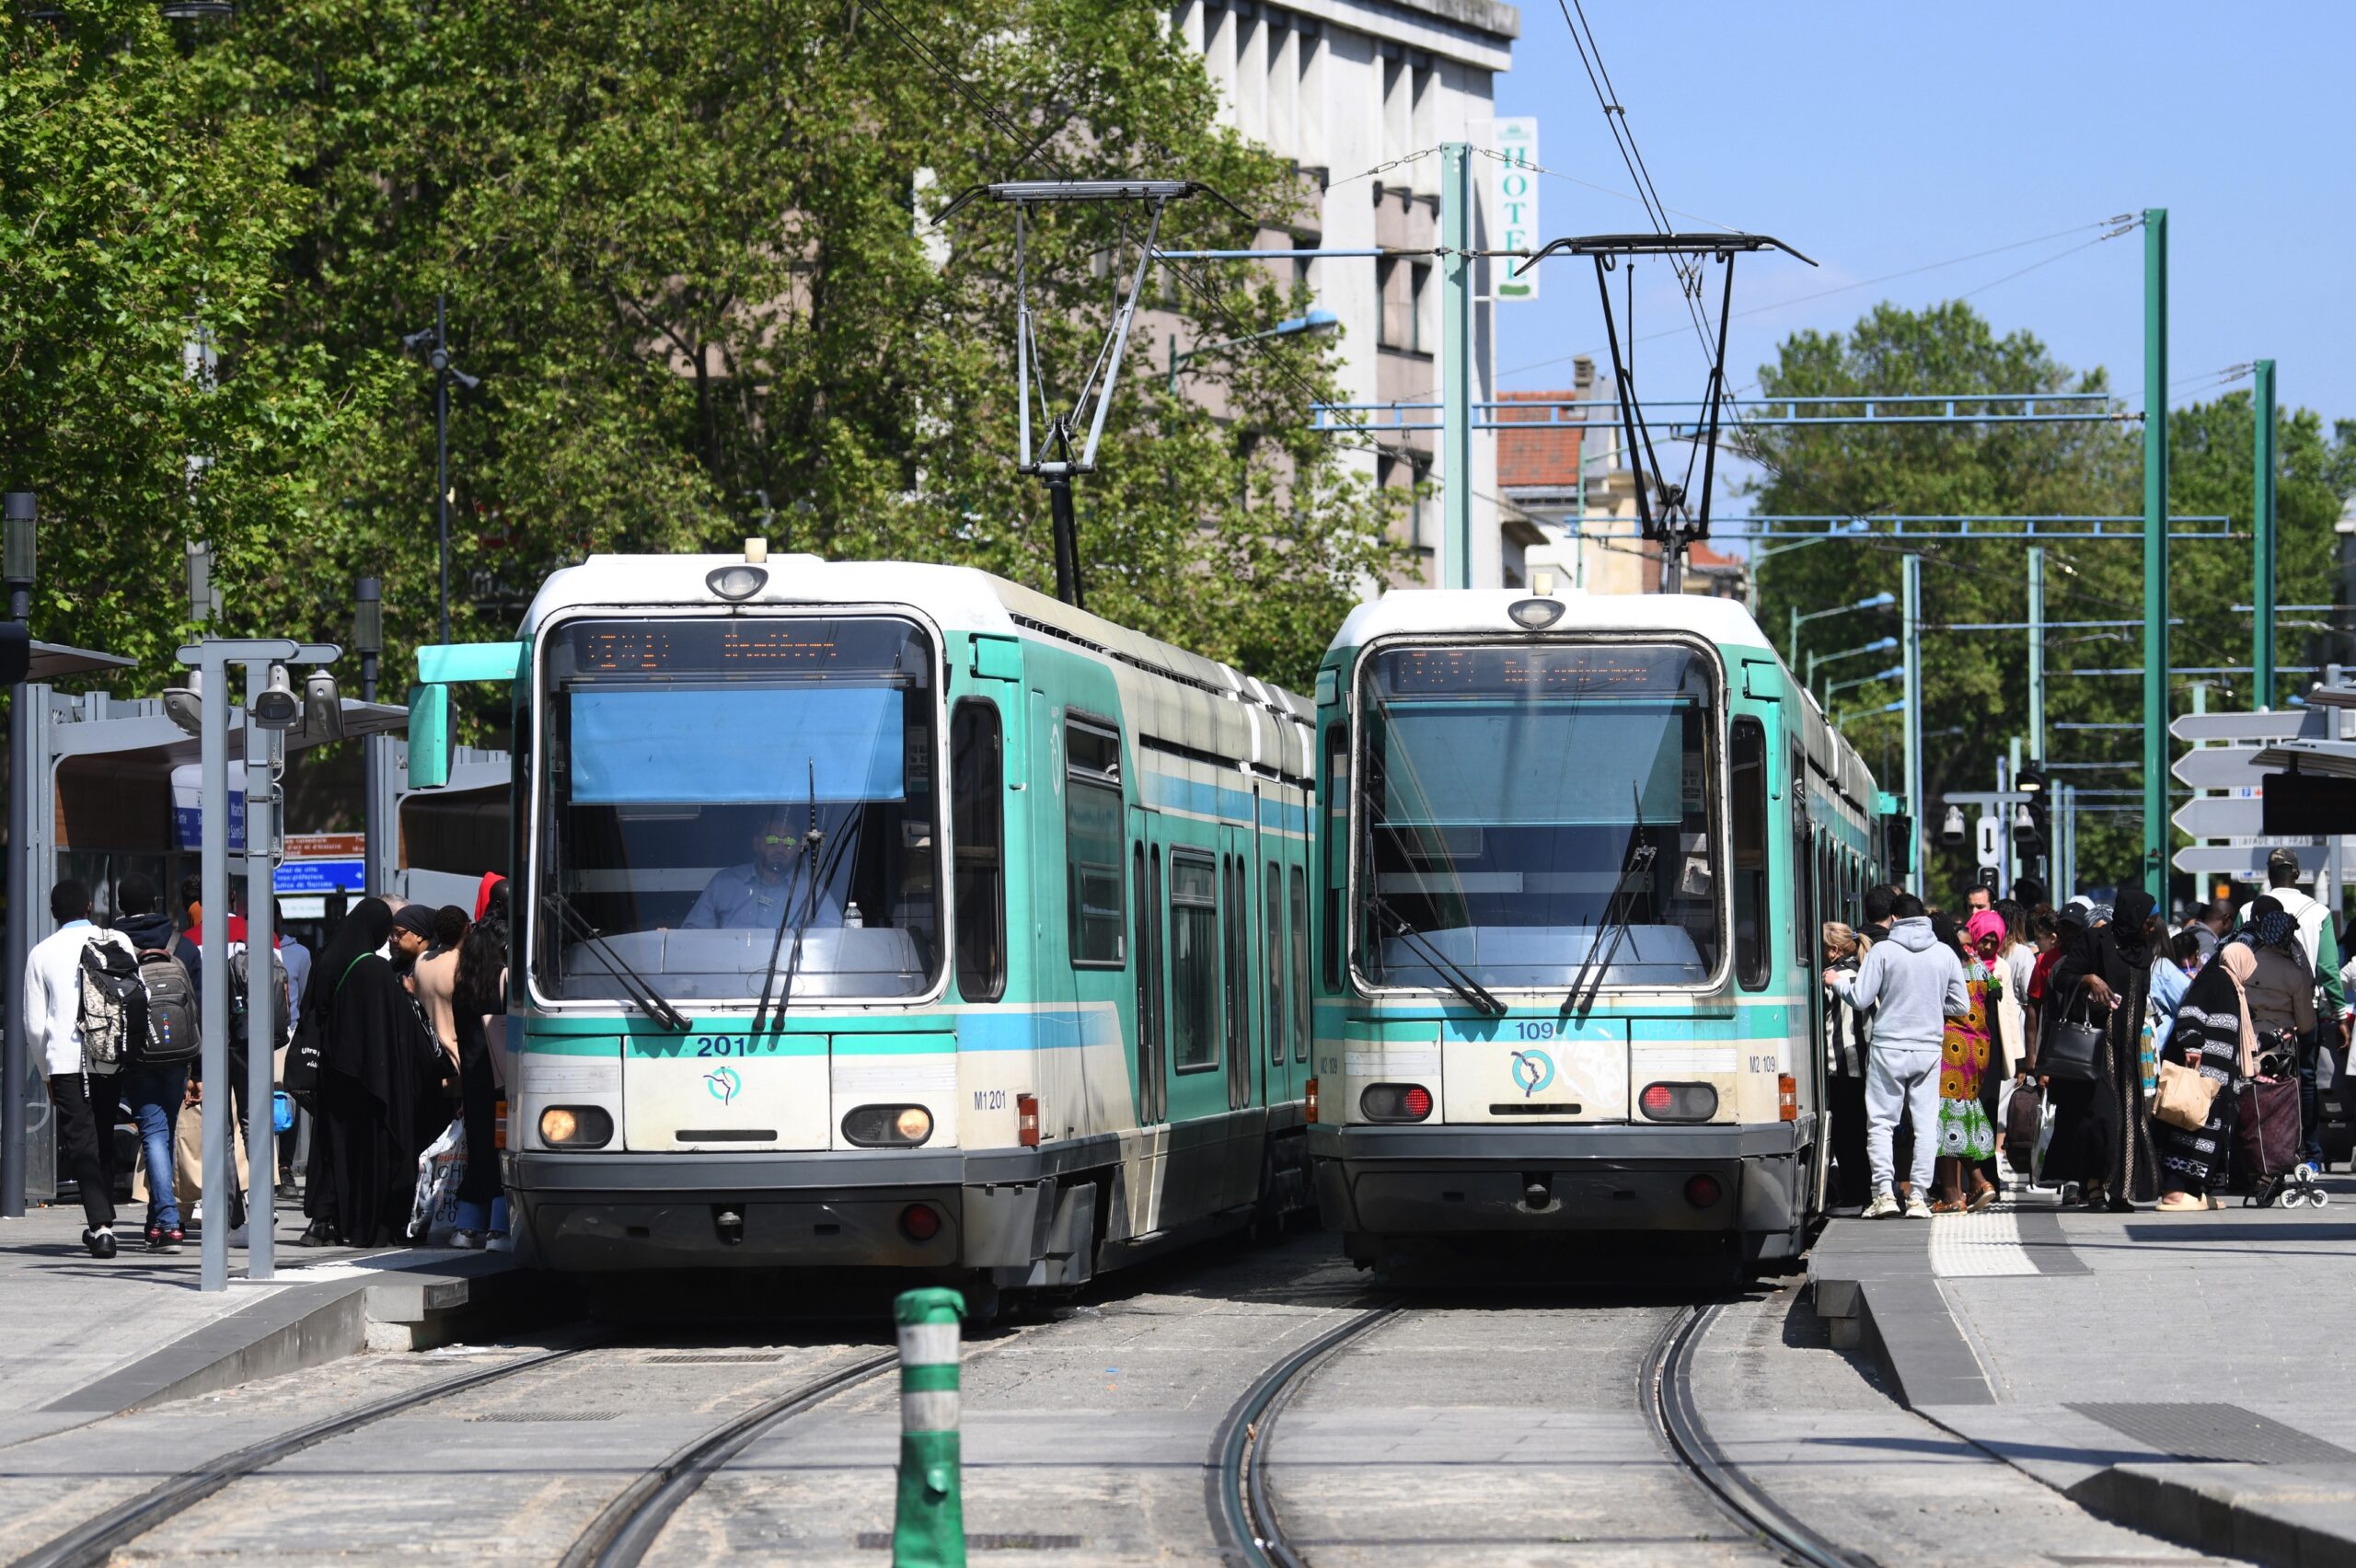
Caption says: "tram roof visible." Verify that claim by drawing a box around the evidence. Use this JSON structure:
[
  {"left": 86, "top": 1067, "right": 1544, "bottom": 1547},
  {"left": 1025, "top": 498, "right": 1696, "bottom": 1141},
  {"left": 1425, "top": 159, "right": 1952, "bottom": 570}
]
[
  {"left": 520, "top": 552, "right": 1311, "bottom": 721},
  {"left": 1328, "top": 589, "right": 1775, "bottom": 654}
]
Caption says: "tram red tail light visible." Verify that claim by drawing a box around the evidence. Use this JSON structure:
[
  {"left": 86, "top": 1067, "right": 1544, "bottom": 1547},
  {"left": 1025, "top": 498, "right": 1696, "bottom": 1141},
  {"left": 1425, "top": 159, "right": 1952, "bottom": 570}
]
[
  {"left": 1638, "top": 1082, "right": 1716, "bottom": 1123},
  {"left": 1778, "top": 1075, "right": 1799, "bottom": 1122},
  {"left": 899, "top": 1203, "right": 942, "bottom": 1242},
  {"left": 1358, "top": 1083, "right": 1432, "bottom": 1123},
  {"left": 1305, "top": 1077, "right": 1319, "bottom": 1124},
  {"left": 1684, "top": 1173, "right": 1723, "bottom": 1208},
  {"left": 1017, "top": 1093, "right": 1040, "bottom": 1148}
]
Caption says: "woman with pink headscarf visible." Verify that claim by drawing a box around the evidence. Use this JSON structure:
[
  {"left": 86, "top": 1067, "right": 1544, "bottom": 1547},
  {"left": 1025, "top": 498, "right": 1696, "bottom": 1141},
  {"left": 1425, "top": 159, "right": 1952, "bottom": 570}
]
[{"left": 1934, "top": 908, "right": 2010, "bottom": 1212}]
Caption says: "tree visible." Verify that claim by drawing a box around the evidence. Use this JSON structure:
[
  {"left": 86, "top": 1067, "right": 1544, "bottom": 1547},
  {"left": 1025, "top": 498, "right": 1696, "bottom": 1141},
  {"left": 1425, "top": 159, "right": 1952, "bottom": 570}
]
[
  {"left": 1747, "top": 302, "right": 2356, "bottom": 900},
  {"left": 0, "top": 4, "right": 382, "bottom": 675}
]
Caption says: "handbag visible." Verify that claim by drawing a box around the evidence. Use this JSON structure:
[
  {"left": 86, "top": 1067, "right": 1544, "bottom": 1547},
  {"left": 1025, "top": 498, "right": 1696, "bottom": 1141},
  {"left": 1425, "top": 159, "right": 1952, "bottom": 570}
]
[
  {"left": 2152, "top": 1058, "right": 2221, "bottom": 1132},
  {"left": 2043, "top": 982, "right": 2106, "bottom": 1083},
  {"left": 283, "top": 952, "right": 368, "bottom": 1110}
]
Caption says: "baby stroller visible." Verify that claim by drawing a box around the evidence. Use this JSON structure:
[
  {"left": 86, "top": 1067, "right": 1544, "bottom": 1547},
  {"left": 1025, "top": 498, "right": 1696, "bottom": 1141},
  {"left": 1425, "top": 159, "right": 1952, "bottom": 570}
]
[{"left": 2240, "top": 1032, "right": 2327, "bottom": 1209}]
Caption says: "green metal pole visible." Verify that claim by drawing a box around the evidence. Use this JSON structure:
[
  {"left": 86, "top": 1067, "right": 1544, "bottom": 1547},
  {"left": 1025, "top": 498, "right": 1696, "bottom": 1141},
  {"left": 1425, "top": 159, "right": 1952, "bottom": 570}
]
[
  {"left": 2141, "top": 207, "right": 2168, "bottom": 903},
  {"left": 1787, "top": 605, "right": 1799, "bottom": 669},
  {"left": 1903, "top": 554, "right": 1923, "bottom": 897},
  {"left": 2254, "top": 357, "right": 2278, "bottom": 709},
  {"left": 892, "top": 1287, "right": 966, "bottom": 1568},
  {"left": 1440, "top": 141, "right": 1472, "bottom": 589},
  {"left": 2027, "top": 547, "right": 2045, "bottom": 763}
]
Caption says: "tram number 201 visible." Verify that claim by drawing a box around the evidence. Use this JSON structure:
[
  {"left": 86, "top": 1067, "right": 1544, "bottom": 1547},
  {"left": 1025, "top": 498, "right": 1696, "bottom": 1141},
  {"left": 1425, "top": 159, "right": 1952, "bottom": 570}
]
[
  {"left": 692, "top": 1036, "right": 780, "bottom": 1056},
  {"left": 973, "top": 1090, "right": 1008, "bottom": 1112}
]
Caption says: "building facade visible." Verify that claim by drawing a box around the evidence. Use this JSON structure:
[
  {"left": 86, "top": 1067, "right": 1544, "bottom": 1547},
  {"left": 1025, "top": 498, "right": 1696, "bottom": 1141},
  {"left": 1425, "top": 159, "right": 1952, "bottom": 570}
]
[{"left": 1171, "top": 0, "right": 1527, "bottom": 586}]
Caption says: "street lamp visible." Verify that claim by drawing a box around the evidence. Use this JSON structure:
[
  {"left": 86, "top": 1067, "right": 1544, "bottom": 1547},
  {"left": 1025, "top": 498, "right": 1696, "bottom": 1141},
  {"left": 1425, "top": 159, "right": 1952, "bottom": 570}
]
[
  {"left": 399, "top": 295, "right": 481, "bottom": 647},
  {"left": 1807, "top": 635, "right": 1899, "bottom": 698},
  {"left": 1831, "top": 698, "right": 1905, "bottom": 729},
  {"left": 1167, "top": 308, "right": 1338, "bottom": 393},
  {"left": 1788, "top": 590, "right": 1895, "bottom": 666},
  {"left": 1826, "top": 664, "right": 1905, "bottom": 702}
]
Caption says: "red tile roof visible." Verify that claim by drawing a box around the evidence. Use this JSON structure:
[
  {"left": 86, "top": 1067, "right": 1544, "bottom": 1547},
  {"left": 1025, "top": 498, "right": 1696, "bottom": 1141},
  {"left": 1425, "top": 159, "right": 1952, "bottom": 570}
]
[{"left": 1496, "top": 389, "right": 1593, "bottom": 490}]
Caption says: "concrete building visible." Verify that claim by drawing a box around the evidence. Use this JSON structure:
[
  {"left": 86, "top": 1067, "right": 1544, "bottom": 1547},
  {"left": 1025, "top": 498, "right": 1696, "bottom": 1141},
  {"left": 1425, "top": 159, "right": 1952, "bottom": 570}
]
[{"left": 1170, "top": 0, "right": 1528, "bottom": 586}]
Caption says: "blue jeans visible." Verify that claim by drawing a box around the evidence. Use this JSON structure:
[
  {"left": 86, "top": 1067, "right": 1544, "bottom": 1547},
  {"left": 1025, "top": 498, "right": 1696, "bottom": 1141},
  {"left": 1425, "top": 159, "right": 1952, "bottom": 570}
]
[{"left": 121, "top": 1065, "right": 189, "bottom": 1231}]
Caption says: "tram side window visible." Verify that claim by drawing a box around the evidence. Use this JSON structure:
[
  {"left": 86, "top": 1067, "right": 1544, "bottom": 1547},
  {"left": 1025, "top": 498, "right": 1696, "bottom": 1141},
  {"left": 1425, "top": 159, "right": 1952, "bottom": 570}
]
[
  {"left": 1225, "top": 855, "right": 1250, "bottom": 1105},
  {"left": 951, "top": 700, "right": 1006, "bottom": 1003},
  {"left": 1265, "top": 864, "right": 1286, "bottom": 1065},
  {"left": 1289, "top": 866, "right": 1311, "bottom": 1063},
  {"left": 1169, "top": 852, "right": 1220, "bottom": 1071},
  {"left": 1322, "top": 724, "right": 1347, "bottom": 989},
  {"left": 1066, "top": 717, "right": 1125, "bottom": 967},
  {"left": 1730, "top": 719, "right": 1769, "bottom": 990}
]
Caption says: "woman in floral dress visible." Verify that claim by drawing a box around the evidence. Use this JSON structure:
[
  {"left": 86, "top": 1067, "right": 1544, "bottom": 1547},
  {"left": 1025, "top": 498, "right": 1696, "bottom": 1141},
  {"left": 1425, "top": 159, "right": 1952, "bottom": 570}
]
[{"left": 1934, "top": 909, "right": 2007, "bottom": 1212}]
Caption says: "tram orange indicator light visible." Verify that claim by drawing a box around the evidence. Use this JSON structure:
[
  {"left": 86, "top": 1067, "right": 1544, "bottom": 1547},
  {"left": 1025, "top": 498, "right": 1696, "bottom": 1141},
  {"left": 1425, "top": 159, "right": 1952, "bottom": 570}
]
[
  {"left": 1305, "top": 1077, "right": 1320, "bottom": 1123},
  {"left": 1017, "top": 1093, "right": 1041, "bottom": 1147},
  {"left": 1778, "top": 1075, "right": 1799, "bottom": 1121}
]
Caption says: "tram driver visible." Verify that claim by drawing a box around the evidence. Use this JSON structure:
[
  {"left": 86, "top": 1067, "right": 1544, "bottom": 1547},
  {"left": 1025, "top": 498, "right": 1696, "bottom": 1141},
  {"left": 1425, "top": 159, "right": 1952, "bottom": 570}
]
[{"left": 682, "top": 806, "right": 847, "bottom": 930}]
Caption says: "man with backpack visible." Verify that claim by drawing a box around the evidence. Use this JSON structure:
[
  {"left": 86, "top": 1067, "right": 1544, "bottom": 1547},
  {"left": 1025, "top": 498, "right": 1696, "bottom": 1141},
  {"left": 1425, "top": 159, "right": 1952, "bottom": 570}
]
[
  {"left": 22, "top": 879, "right": 139, "bottom": 1258},
  {"left": 114, "top": 874, "right": 200, "bottom": 1251}
]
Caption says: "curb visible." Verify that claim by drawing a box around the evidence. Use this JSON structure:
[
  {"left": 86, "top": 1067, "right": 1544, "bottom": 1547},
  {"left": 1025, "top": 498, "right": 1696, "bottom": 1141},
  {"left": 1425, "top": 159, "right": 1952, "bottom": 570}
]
[
  {"left": 43, "top": 1251, "right": 564, "bottom": 1416},
  {"left": 1807, "top": 1217, "right": 1993, "bottom": 1408},
  {"left": 2070, "top": 1462, "right": 2356, "bottom": 1568}
]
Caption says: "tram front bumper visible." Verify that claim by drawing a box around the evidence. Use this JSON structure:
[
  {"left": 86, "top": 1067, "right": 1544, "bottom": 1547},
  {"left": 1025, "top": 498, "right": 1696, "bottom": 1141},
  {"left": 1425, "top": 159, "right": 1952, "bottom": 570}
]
[
  {"left": 507, "top": 1148, "right": 1056, "bottom": 1272},
  {"left": 1307, "top": 1122, "right": 1803, "bottom": 1244}
]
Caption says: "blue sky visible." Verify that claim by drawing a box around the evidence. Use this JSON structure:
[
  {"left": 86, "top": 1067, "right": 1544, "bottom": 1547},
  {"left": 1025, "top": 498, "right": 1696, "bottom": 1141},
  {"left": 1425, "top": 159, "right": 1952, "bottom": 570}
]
[{"left": 1488, "top": 2, "right": 2356, "bottom": 500}]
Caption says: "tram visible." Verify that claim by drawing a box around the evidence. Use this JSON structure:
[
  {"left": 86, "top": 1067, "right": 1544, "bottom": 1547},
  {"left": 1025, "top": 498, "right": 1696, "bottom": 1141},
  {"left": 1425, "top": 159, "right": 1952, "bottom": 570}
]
[
  {"left": 1303, "top": 588, "right": 1887, "bottom": 1265},
  {"left": 410, "top": 548, "right": 1317, "bottom": 1296}
]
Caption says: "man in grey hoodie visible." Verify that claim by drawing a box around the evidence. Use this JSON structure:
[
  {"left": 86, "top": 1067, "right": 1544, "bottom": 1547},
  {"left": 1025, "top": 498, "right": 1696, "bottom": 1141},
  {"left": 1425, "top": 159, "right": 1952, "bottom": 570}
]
[{"left": 1824, "top": 892, "right": 1969, "bottom": 1218}]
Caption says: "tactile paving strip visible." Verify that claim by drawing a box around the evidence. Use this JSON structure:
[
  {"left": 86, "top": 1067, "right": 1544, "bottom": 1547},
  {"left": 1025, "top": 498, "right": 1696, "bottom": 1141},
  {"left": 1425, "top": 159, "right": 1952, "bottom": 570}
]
[
  {"left": 1928, "top": 1209, "right": 2038, "bottom": 1276},
  {"left": 2066, "top": 1401, "right": 2356, "bottom": 1465}
]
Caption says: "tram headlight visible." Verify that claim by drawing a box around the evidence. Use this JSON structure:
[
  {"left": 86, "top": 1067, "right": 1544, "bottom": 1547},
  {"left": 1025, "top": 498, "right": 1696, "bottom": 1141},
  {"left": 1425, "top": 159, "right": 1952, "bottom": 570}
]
[
  {"left": 538, "top": 1105, "right": 614, "bottom": 1147},
  {"left": 1637, "top": 1082, "right": 1718, "bottom": 1123},
  {"left": 706, "top": 563, "right": 768, "bottom": 601},
  {"left": 842, "top": 1103, "right": 934, "bottom": 1147}
]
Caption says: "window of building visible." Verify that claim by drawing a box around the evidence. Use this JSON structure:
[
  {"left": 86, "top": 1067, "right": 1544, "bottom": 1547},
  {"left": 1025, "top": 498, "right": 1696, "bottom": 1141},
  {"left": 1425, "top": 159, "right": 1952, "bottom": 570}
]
[
  {"left": 1066, "top": 716, "right": 1125, "bottom": 966},
  {"left": 1169, "top": 851, "right": 1220, "bottom": 1071},
  {"left": 1410, "top": 261, "right": 1432, "bottom": 353},
  {"left": 951, "top": 699, "right": 1005, "bottom": 1002}
]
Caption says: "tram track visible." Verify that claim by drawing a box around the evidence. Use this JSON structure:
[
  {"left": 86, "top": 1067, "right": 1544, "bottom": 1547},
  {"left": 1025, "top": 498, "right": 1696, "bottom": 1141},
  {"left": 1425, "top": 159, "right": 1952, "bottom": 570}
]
[
  {"left": 1213, "top": 1295, "right": 1873, "bottom": 1568},
  {"left": 12, "top": 1341, "right": 599, "bottom": 1568}
]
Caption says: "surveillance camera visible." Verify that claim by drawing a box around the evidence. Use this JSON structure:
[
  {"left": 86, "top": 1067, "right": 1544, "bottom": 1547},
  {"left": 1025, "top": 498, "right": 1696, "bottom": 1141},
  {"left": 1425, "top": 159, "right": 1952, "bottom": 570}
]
[
  {"left": 251, "top": 663, "right": 301, "bottom": 731},
  {"left": 303, "top": 668, "right": 344, "bottom": 741},
  {"left": 1941, "top": 804, "right": 1967, "bottom": 846},
  {"left": 162, "top": 670, "right": 204, "bottom": 736}
]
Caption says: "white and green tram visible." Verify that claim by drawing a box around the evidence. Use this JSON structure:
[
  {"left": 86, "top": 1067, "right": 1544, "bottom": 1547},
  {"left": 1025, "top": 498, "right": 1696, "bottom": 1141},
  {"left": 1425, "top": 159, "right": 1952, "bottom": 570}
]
[
  {"left": 410, "top": 549, "right": 1318, "bottom": 1295},
  {"left": 1304, "top": 589, "right": 1888, "bottom": 1265}
]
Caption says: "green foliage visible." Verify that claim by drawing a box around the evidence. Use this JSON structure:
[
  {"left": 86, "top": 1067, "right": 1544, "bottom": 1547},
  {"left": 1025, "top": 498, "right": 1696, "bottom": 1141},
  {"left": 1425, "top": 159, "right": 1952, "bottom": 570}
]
[
  {"left": 5, "top": 0, "right": 1398, "bottom": 735},
  {"left": 1750, "top": 302, "right": 2354, "bottom": 899}
]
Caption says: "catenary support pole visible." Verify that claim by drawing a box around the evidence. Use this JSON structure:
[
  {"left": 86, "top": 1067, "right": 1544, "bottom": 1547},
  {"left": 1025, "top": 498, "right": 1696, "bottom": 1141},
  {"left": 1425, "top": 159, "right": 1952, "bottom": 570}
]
[
  {"left": 1439, "top": 142, "right": 1472, "bottom": 590},
  {"left": 2141, "top": 208, "right": 2169, "bottom": 902},
  {"left": 243, "top": 664, "right": 276, "bottom": 1281},
  {"left": 1, "top": 490, "right": 30, "bottom": 1217},
  {"left": 198, "top": 645, "right": 230, "bottom": 1292},
  {"left": 434, "top": 294, "right": 452, "bottom": 648},
  {"left": 1903, "top": 554, "right": 1923, "bottom": 896},
  {"left": 892, "top": 1287, "right": 967, "bottom": 1568},
  {"left": 2027, "top": 547, "right": 2046, "bottom": 762},
  {"left": 356, "top": 578, "right": 382, "bottom": 894},
  {"left": 2253, "top": 358, "right": 2277, "bottom": 709}
]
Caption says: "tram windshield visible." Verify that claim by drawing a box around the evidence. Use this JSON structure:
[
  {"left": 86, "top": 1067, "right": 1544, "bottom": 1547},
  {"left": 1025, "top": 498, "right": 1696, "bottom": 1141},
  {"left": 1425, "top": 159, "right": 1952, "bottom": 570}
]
[
  {"left": 1356, "top": 642, "right": 1722, "bottom": 991},
  {"left": 532, "top": 615, "right": 941, "bottom": 1004}
]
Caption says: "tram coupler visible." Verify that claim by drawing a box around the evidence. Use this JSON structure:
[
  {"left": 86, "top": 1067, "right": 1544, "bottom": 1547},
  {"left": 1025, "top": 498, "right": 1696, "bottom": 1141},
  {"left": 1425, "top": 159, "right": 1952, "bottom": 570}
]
[
  {"left": 711, "top": 1205, "right": 745, "bottom": 1246},
  {"left": 1521, "top": 1173, "right": 1553, "bottom": 1211}
]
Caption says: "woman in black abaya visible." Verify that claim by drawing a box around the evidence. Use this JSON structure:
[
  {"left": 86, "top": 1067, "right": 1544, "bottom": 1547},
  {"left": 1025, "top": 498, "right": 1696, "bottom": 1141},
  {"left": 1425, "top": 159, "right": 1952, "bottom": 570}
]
[
  {"left": 298, "top": 899, "right": 440, "bottom": 1247},
  {"left": 2044, "top": 889, "right": 2162, "bottom": 1209}
]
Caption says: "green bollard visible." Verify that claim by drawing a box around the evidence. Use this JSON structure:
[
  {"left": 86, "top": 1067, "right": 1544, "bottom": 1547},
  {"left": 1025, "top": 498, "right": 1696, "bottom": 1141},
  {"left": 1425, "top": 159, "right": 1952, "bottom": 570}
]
[{"left": 892, "top": 1286, "right": 967, "bottom": 1568}]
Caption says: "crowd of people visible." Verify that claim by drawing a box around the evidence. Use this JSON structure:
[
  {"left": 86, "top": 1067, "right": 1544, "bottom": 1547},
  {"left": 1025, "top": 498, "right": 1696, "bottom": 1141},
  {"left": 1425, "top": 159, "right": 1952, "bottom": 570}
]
[
  {"left": 1820, "top": 847, "right": 2348, "bottom": 1218},
  {"left": 24, "top": 870, "right": 512, "bottom": 1259}
]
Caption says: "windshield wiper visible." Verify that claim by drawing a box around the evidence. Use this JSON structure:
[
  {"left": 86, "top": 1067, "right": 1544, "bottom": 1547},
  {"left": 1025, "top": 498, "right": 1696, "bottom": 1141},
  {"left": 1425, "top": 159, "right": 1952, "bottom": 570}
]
[
  {"left": 752, "top": 766, "right": 868, "bottom": 1035},
  {"left": 552, "top": 899, "right": 691, "bottom": 1032},
  {"left": 1565, "top": 783, "right": 1657, "bottom": 1020},
  {"left": 1367, "top": 886, "right": 1506, "bottom": 1017}
]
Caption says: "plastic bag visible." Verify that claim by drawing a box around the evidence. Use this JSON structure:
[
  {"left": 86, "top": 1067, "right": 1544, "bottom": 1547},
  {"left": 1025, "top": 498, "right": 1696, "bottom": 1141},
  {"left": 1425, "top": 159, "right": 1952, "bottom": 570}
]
[{"left": 409, "top": 1116, "right": 468, "bottom": 1242}]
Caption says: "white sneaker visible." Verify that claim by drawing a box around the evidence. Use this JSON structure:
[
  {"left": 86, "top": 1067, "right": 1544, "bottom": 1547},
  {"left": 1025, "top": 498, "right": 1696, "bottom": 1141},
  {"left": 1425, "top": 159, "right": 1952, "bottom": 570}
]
[
  {"left": 1903, "top": 1193, "right": 1934, "bottom": 1219},
  {"left": 1863, "top": 1191, "right": 1900, "bottom": 1219}
]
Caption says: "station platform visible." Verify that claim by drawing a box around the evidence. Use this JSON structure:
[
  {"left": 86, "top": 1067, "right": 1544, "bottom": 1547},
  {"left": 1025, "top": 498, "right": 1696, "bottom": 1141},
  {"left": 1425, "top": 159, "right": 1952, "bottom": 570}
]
[
  {"left": 0, "top": 1197, "right": 541, "bottom": 1435},
  {"left": 1812, "top": 1174, "right": 2356, "bottom": 1568}
]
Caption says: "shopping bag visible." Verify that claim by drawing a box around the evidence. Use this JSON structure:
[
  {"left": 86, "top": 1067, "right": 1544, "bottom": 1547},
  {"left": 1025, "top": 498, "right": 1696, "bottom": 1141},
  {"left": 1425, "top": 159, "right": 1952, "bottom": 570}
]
[
  {"left": 2030, "top": 1098, "right": 2057, "bottom": 1185},
  {"left": 409, "top": 1116, "right": 468, "bottom": 1242},
  {"left": 174, "top": 1101, "right": 249, "bottom": 1202}
]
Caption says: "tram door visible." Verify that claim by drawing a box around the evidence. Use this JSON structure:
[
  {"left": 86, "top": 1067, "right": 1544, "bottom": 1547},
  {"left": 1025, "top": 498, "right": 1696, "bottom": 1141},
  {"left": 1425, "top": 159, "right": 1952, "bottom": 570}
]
[{"left": 1129, "top": 806, "right": 1166, "bottom": 1129}]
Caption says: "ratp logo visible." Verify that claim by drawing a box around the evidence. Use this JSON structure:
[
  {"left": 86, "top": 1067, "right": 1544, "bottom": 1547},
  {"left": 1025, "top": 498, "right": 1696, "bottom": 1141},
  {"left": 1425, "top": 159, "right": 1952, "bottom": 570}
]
[
  {"left": 703, "top": 1066, "right": 743, "bottom": 1105},
  {"left": 1510, "top": 1049, "right": 1554, "bottom": 1098}
]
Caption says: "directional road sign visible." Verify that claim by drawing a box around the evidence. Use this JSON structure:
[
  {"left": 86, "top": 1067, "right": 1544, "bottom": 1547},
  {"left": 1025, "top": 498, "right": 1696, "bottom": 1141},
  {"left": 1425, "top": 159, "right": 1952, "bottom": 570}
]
[
  {"left": 2171, "top": 794, "right": 2266, "bottom": 838},
  {"left": 2169, "top": 710, "right": 2326, "bottom": 744},
  {"left": 2171, "top": 746, "right": 2278, "bottom": 790},
  {"left": 2173, "top": 843, "right": 2329, "bottom": 877}
]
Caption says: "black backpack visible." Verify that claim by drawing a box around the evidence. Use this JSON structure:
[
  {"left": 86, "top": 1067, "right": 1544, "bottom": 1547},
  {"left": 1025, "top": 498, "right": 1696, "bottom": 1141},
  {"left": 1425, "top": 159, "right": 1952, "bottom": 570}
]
[
  {"left": 227, "top": 943, "right": 292, "bottom": 1051},
  {"left": 133, "top": 948, "right": 201, "bottom": 1066}
]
